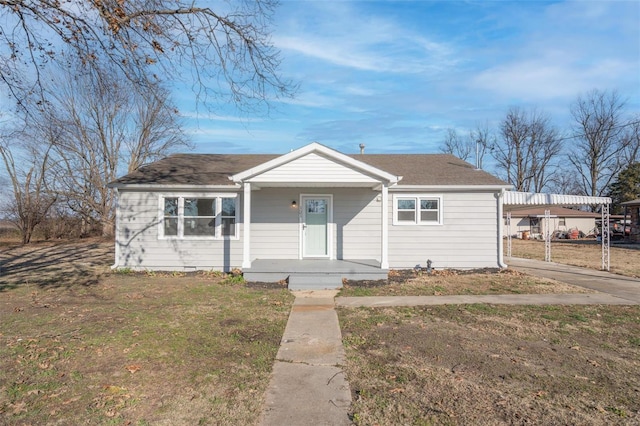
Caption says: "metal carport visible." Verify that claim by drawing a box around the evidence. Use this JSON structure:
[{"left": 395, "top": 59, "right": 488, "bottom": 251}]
[{"left": 502, "top": 191, "right": 612, "bottom": 271}]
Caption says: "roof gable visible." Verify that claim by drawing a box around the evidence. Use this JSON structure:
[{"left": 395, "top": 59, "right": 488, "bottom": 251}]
[
  {"left": 246, "top": 152, "right": 383, "bottom": 186},
  {"left": 231, "top": 142, "right": 400, "bottom": 185}
]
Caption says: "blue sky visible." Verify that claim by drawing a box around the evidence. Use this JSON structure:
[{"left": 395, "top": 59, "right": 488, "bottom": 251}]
[{"left": 180, "top": 0, "right": 640, "bottom": 156}]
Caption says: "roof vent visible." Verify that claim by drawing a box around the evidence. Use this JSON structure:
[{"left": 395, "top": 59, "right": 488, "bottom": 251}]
[{"left": 359, "top": 143, "right": 365, "bottom": 155}]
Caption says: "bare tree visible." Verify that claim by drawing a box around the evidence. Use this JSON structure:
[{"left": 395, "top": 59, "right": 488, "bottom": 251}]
[
  {"left": 492, "top": 107, "right": 562, "bottom": 192},
  {"left": 36, "top": 64, "right": 189, "bottom": 236},
  {"left": 0, "top": 125, "right": 57, "bottom": 244},
  {"left": 440, "top": 123, "right": 494, "bottom": 169},
  {"left": 569, "top": 89, "right": 628, "bottom": 197},
  {"left": 620, "top": 115, "right": 640, "bottom": 166},
  {"left": 440, "top": 128, "right": 473, "bottom": 161},
  {"left": 0, "top": 0, "right": 293, "bottom": 111},
  {"left": 126, "top": 84, "right": 188, "bottom": 172},
  {"left": 469, "top": 122, "right": 494, "bottom": 170}
]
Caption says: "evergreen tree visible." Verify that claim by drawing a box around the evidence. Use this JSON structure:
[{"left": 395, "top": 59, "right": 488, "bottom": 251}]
[{"left": 608, "top": 162, "right": 640, "bottom": 214}]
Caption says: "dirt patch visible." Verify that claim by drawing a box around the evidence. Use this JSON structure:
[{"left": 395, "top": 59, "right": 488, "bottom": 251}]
[
  {"left": 340, "top": 304, "right": 640, "bottom": 425},
  {"left": 340, "top": 267, "right": 594, "bottom": 297}
]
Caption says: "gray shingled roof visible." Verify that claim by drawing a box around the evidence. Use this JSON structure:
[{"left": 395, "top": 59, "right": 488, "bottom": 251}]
[{"left": 110, "top": 152, "right": 508, "bottom": 187}]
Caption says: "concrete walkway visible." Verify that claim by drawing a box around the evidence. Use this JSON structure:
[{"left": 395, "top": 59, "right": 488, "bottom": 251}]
[
  {"left": 259, "top": 290, "right": 352, "bottom": 426},
  {"left": 507, "top": 257, "right": 640, "bottom": 304},
  {"left": 259, "top": 259, "right": 639, "bottom": 425}
]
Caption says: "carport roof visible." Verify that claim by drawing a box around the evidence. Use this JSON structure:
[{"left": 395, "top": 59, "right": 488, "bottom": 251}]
[
  {"left": 620, "top": 198, "right": 640, "bottom": 206},
  {"left": 503, "top": 191, "right": 611, "bottom": 207}
]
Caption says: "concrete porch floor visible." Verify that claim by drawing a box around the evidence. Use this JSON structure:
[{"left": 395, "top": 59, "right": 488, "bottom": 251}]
[{"left": 243, "top": 259, "right": 388, "bottom": 290}]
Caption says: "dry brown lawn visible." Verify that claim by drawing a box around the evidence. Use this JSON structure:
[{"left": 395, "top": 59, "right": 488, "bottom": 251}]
[
  {"left": 340, "top": 304, "right": 640, "bottom": 425},
  {"left": 506, "top": 238, "right": 640, "bottom": 278},
  {"left": 3, "top": 238, "right": 640, "bottom": 425},
  {"left": 1, "top": 239, "right": 294, "bottom": 425}
]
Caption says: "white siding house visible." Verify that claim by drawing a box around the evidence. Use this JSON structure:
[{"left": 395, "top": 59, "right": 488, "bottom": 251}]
[
  {"left": 109, "top": 142, "right": 511, "bottom": 275},
  {"left": 503, "top": 206, "right": 600, "bottom": 239}
]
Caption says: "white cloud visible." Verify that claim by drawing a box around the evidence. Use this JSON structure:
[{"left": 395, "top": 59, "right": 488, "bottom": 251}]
[
  {"left": 180, "top": 112, "right": 263, "bottom": 123},
  {"left": 274, "top": 2, "right": 457, "bottom": 75}
]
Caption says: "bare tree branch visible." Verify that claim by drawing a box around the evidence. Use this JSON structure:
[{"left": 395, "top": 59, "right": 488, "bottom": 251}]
[
  {"left": 0, "top": 0, "right": 295, "bottom": 112},
  {"left": 492, "top": 106, "right": 561, "bottom": 192},
  {"left": 568, "top": 89, "right": 627, "bottom": 197}
]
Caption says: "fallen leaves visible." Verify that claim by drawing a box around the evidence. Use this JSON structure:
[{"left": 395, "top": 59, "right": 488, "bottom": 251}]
[{"left": 125, "top": 364, "right": 141, "bottom": 374}]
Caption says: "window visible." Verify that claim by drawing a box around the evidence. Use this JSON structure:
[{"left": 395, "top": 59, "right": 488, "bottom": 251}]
[
  {"left": 530, "top": 218, "right": 541, "bottom": 234},
  {"left": 393, "top": 195, "right": 442, "bottom": 225},
  {"left": 559, "top": 218, "right": 566, "bottom": 227},
  {"left": 163, "top": 197, "right": 179, "bottom": 236},
  {"left": 221, "top": 197, "right": 237, "bottom": 237},
  {"left": 184, "top": 198, "right": 216, "bottom": 236},
  {"left": 159, "top": 195, "right": 238, "bottom": 239}
]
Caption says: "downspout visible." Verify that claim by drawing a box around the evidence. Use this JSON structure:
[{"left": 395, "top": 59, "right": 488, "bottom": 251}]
[
  {"left": 110, "top": 187, "right": 120, "bottom": 270},
  {"left": 497, "top": 188, "right": 508, "bottom": 269}
]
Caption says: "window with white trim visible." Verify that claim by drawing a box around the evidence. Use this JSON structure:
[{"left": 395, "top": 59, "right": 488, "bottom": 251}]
[
  {"left": 159, "top": 195, "right": 239, "bottom": 239},
  {"left": 393, "top": 195, "right": 442, "bottom": 225}
]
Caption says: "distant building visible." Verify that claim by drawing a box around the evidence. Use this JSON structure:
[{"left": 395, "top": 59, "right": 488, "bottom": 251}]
[
  {"left": 503, "top": 206, "right": 600, "bottom": 239},
  {"left": 620, "top": 199, "right": 640, "bottom": 242}
]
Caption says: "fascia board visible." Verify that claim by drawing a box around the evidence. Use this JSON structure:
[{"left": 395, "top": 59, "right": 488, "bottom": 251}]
[
  {"left": 391, "top": 185, "right": 512, "bottom": 192},
  {"left": 108, "top": 183, "right": 241, "bottom": 191}
]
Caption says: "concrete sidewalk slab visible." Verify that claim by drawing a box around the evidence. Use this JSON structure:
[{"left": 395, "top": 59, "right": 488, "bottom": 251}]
[
  {"left": 336, "top": 293, "right": 637, "bottom": 308},
  {"left": 507, "top": 257, "right": 640, "bottom": 303},
  {"left": 259, "top": 290, "right": 351, "bottom": 426}
]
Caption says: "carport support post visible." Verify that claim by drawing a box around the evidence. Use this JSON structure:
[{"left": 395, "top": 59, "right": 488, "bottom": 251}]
[
  {"left": 242, "top": 182, "right": 252, "bottom": 269},
  {"left": 506, "top": 211, "right": 512, "bottom": 258},
  {"left": 544, "top": 209, "right": 551, "bottom": 262},
  {"left": 602, "top": 203, "right": 610, "bottom": 271}
]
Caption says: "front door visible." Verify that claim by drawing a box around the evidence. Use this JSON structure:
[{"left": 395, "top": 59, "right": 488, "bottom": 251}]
[{"left": 302, "top": 196, "right": 330, "bottom": 257}]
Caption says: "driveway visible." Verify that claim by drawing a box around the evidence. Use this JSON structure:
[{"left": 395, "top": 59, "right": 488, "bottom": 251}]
[{"left": 506, "top": 257, "right": 640, "bottom": 304}]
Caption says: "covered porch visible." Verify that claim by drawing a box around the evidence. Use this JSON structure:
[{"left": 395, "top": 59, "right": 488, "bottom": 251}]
[
  {"left": 244, "top": 258, "right": 388, "bottom": 290},
  {"left": 231, "top": 143, "right": 402, "bottom": 287}
]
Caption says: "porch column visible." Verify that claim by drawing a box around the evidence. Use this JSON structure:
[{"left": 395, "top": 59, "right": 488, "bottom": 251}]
[
  {"left": 381, "top": 183, "right": 389, "bottom": 269},
  {"left": 242, "top": 182, "right": 252, "bottom": 269}
]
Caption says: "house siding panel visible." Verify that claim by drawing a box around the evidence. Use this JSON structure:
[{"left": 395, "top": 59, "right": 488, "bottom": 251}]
[
  {"left": 503, "top": 216, "right": 596, "bottom": 238},
  {"left": 250, "top": 153, "right": 379, "bottom": 183},
  {"left": 250, "top": 188, "right": 301, "bottom": 259},
  {"left": 250, "top": 187, "right": 382, "bottom": 261},
  {"left": 388, "top": 191, "right": 500, "bottom": 269},
  {"left": 115, "top": 190, "right": 243, "bottom": 271}
]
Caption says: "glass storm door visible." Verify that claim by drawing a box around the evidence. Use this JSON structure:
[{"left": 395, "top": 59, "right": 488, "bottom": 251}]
[{"left": 302, "top": 197, "right": 329, "bottom": 257}]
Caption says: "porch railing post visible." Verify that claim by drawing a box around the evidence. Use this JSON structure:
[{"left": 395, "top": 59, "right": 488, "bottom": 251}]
[{"left": 381, "top": 183, "right": 389, "bottom": 269}]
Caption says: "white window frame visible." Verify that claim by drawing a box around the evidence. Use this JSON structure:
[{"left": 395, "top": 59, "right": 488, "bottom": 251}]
[
  {"left": 392, "top": 194, "right": 443, "bottom": 226},
  {"left": 158, "top": 193, "right": 239, "bottom": 240}
]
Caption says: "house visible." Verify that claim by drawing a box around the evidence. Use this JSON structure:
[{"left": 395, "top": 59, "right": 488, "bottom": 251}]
[
  {"left": 108, "top": 142, "right": 511, "bottom": 286},
  {"left": 620, "top": 199, "right": 640, "bottom": 242},
  {"left": 503, "top": 206, "right": 600, "bottom": 239}
]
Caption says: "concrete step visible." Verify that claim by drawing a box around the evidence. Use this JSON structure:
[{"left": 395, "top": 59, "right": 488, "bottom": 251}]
[{"left": 288, "top": 274, "right": 344, "bottom": 290}]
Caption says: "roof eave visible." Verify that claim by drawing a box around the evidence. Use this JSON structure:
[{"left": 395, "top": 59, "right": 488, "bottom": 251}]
[
  {"left": 108, "top": 183, "right": 241, "bottom": 191},
  {"left": 391, "top": 184, "right": 512, "bottom": 192}
]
